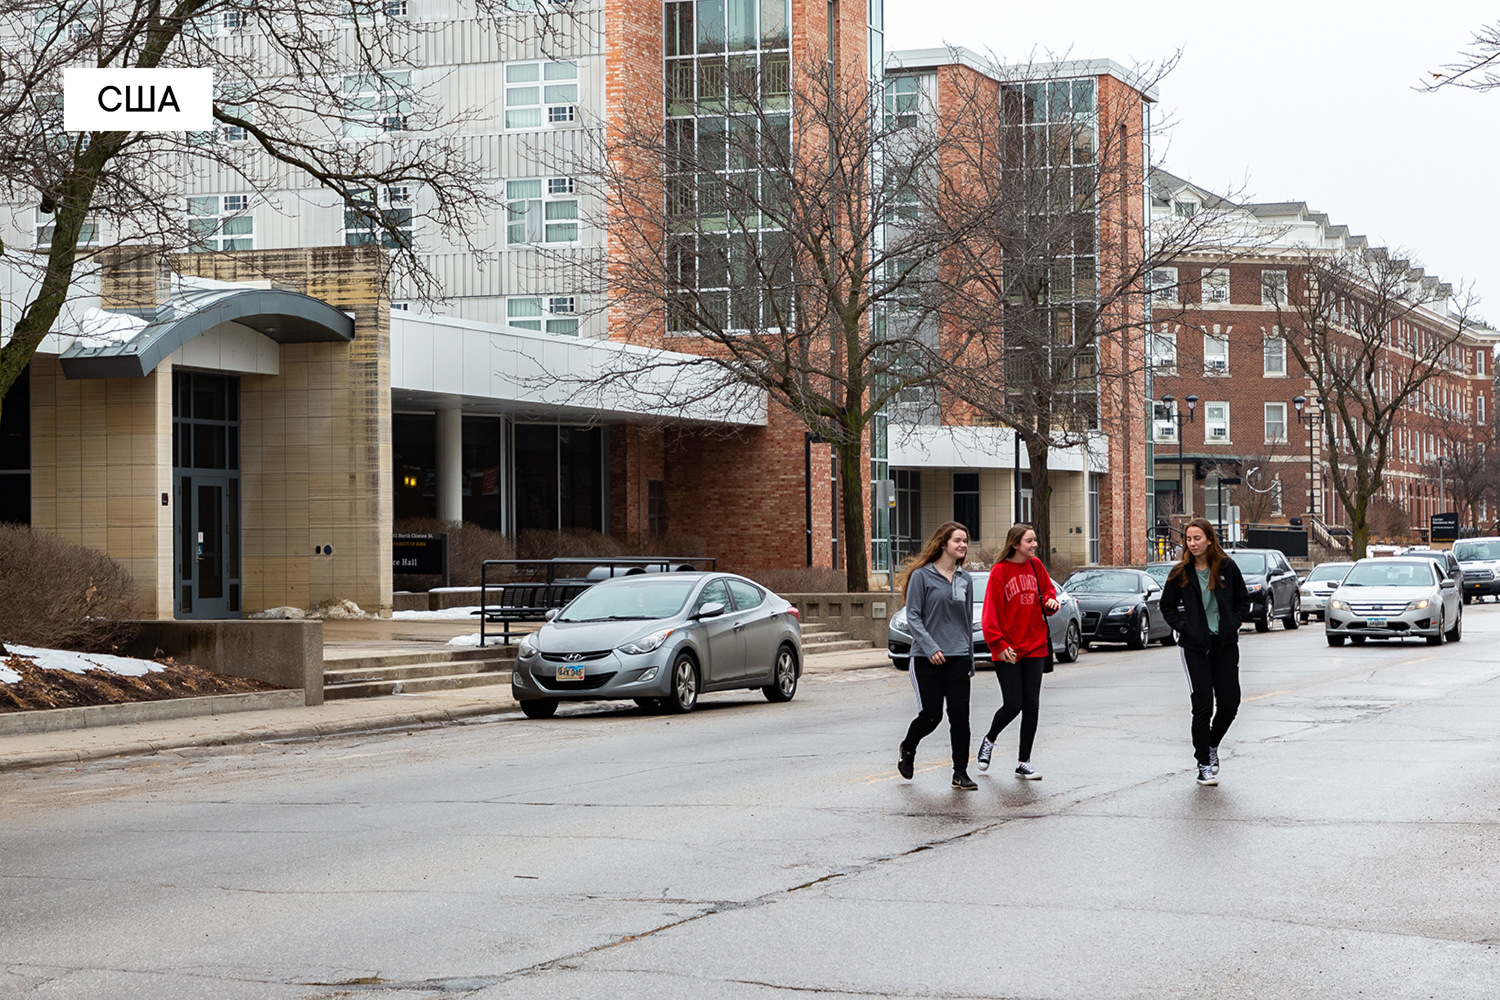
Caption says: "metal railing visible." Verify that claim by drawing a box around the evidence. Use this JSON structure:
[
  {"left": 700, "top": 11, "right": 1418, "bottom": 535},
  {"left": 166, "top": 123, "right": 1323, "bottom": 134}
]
[
  {"left": 1304, "top": 514, "right": 1352, "bottom": 554},
  {"left": 477, "top": 557, "right": 717, "bottom": 646}
]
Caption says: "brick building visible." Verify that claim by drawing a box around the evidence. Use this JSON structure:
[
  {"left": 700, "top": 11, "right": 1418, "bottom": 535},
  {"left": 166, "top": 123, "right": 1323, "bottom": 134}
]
[{"left": 1147, "top": 170, "right": 1499, "bottom": 549}]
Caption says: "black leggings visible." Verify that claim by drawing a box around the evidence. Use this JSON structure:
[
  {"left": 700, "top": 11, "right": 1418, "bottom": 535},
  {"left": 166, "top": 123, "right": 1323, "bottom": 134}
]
[
  {"left": 904, "top": 656, "right": 972, "bottom": 772},
  {"left": 985, "top": 656, "right": 1045, "bottom": 762},
  {"left": 1182, "top": 636, "right": 1241, "bottom": 766}
]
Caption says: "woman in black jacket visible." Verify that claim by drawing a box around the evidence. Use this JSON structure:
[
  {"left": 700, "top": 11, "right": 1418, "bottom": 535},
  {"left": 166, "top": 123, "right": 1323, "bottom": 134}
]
[{"left": 1159, "top": 518, "right": 1251, "bottom": 787}]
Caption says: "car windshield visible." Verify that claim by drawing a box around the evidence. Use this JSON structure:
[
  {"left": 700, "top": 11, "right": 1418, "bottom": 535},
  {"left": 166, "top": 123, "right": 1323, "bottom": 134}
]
[
  {"left": 1454, "top": 541, "right": 1498, "bottom": 561},
  {"left": 1306, "top": 563, "right": 1352, "bottom": 583},
  {"left": 1145, "top": 565, "right": 1171, "bottom": 584},
  {"left": 1340, "top": 562, "right": 1433, "bottom": 588},
  {"left": 556, "top": 578, "right": 698, "bottom": 622},
  {"left": 1230, "top": 552, "right": 1266, "bottom": 573},
  {"left": 1064, "top": 570, "right": 1143, "bottom": 594}
]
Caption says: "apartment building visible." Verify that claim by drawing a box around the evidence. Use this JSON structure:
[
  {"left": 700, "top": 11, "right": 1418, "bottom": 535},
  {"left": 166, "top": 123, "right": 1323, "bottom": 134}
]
[{"left": 1148, "top": 170, "right": 1499, "bottom": 542}]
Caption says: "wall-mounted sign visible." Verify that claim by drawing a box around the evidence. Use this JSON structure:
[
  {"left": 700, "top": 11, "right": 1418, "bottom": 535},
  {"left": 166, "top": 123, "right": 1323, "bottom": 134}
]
[
  {"left": 1430, "top": 512, "right": 1459, "bottom": 543},
  {"left": 64, "top": 68, "right": 214, "bottom": 132},
  {"left": 394, "top": 532, "right": 448, "bottom": 577}
]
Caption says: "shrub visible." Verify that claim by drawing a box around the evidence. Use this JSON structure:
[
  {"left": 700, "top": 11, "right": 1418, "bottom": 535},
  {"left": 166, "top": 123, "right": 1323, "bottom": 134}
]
[
  {"left": 0, "top": 523, "right": 139, "bottom": 653},
  {"left": 745, "top": 566, "right": 848, "bottom": 594}
]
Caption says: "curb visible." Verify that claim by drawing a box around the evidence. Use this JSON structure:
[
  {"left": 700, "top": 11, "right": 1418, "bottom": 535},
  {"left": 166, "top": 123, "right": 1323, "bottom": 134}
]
[{"left": 0, "top": 689, "right": 305, "bottom": 737}]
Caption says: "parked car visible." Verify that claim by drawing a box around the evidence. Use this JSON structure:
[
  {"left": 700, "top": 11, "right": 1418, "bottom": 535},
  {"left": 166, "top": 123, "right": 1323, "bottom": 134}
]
[
  {"left": 1144, "top": 561, "right": 1174, "bottom": 587},
  {"left": 1298, "top": 561, "right": 1354, "bottom": 623},
  {"left": 1229, "top": 548, "right": 1302, "bottom": 632},
  {"left": 886, "top": 573, "right": 1083, "bottom": 669},
  {"left": 511, "top": 573, "right": 802, "bottom": 717},
  {"left": 1062, "top": 568, "right": 1176, "bottom": 649},
  {"left": 1325, "top": 557, "right": 1462, "bottom": 646},
  {"left": 1400, "top": 546, "right": 1466, "bottom": 601},
  {"left": 1452, "top": 537, "right": 1500, "bottom": 603}
]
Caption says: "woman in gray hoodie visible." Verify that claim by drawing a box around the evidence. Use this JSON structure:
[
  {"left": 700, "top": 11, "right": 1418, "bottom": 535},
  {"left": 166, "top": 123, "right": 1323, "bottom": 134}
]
[{"left": 895, "top": 521, "right": 978, "bottom": 790}]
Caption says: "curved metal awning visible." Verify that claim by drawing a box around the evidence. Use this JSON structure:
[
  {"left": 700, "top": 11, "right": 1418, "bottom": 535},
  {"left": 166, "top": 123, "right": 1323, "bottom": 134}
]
[{"left": 60, "top": 286, "right": 355, "bottom": 379}]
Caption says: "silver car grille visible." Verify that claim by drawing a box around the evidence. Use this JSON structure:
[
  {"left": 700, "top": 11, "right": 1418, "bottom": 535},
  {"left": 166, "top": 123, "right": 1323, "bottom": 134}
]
[
  {"left": 1465, "top": 568, "right": 1494, "bottom": 582},
  {"left": 1346, "top": 602, "right": 1410, "bottom": 615}
]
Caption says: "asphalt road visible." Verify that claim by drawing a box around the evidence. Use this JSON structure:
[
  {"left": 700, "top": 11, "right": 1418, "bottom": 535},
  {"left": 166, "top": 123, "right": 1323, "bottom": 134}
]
[{"left": 4, "top": 604, "right": 1500, "bottom": 999}]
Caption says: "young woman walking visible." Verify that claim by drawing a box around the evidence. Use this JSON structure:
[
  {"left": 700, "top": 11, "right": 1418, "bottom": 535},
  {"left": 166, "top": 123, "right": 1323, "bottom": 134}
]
[
  {"left": 896, "top": 521, "right": 979, "bottom": 790},
  {"left": 1159, "top": 518, "right": 1251, "bottom": 786},
  {"left": 978, "top": 524, "right": 1059, "bottom": 780}
]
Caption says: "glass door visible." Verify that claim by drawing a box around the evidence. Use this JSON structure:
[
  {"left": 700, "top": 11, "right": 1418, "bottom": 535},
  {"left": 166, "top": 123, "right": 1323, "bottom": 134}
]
[{"left": 173, "top": 372, "right": 241, "bottom": 619}]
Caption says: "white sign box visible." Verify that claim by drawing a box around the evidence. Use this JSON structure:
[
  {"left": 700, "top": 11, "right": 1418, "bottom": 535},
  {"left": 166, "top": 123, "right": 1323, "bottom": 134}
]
[{"left": 64, "top": 68, "right": 214, "bottom": 131}]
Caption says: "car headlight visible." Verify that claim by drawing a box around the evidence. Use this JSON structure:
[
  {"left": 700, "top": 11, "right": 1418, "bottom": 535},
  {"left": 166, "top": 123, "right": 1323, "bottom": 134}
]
[
  {"left": 1300, "top": 587, "right": 1312, "bottom": 597},
  {"left": 1329, "top": 599, "right": 1344, "bottom": 610},
  {"left": 1246, "top": 584, "right": 1263, "bottom": 593},
  {"left": 1107, "top": 606, "right": 1131, "bottom": 617},
  {"left": 617, "top": 628, "right": 676, "bottom": 655},
  {"left": 1406, "top": 599, "right": 1430, "bottom": 611},
  {"left": 519, "top": 634, "right": 538, "bottom": 657}
]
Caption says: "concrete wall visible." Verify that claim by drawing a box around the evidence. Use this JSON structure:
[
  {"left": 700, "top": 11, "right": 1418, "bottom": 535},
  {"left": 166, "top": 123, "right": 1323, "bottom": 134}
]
[
  {"left": 784, "top": 591, "right": 904, "bottom": 647},
  {"left": 128, "top": 619, "right": 324, "bottom": 705}
]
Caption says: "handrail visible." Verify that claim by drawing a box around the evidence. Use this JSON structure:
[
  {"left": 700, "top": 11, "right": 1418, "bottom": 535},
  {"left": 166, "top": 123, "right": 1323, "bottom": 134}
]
[{"left": 1304, "top": 514, "right": 1351, "bottom": 553}]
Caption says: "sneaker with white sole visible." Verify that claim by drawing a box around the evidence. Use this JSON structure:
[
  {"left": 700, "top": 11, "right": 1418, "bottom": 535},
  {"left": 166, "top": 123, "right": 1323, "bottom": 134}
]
[
  {"left": 1014, "top": 761, "right": 1041, "bottom": 780},
  {"left": 1209, "top": 746, "right": 1220, "bottom": 775},
  {"left": 1197, "top": 764, "right": 1217, "bottom": 786},
  {"left": 977, "top": 738, "right": 995, "bottom": 771}
]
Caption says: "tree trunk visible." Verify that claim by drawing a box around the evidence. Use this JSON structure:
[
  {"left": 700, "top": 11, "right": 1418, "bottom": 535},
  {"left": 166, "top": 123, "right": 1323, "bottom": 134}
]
[
  {"left": 1350, "top": 497, "right": 1370, "bottom": 560},
  {"left": 1025, "top": 436, "right": 1054, "bottom": 566},
  {"left": 837, "top": 438, "right": 869, "bottom": 593}
]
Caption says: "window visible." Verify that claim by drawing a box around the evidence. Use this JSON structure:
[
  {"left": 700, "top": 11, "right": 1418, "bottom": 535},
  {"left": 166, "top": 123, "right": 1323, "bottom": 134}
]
[
  {"left": 1261, "top": 269, "right": 1288, "bottom": 306},
  {"left": 343, "top": 186, "right": 412, "bottom": 248},
  {"left": 1205, "top": 470, "right": 1226, "bottom": 523},
  {"left": 1264, "top": 402, "right": 1287, "bottom": 443},
  {"left": 1205, "top": 402, "right": 1229, "bottom": 443},
  {"left": 647, "top": 478, "right": 666, "bottom": 538},
  {"left": 1173, "top": 199, "right": 1197, "bottom": 218},
  {"left": 1201, "top": 268, "right": 1229, "bottom": 304},
  {"left": 1152, "top": 400, "right": 1178, "bottom": 444},
  {"left": 504, "top": 61, "right": 579, "bottom": 129},
  {"left": 695, "top": 578, "right": 730, "bottom": 614},
  {"left": 35, "top": 214, "right": 99, "bottom": 247},
  {"left": 506, "top": 178, "right": 578, "bottom": 245},
  {"left": 342, "top": 71, "right": 411, "bottom": 136},
  {"left": 1263, "top": 333, "right": 1286, "bottom": 376},
  {"left": 953, "top": 472, "right": 980, "bottom": 540},
  {"left": 1271, "top": 478, "right": 1283, "bottom": 517},
  {"left": 1479, "top": 350, "right": 1488, "bottom": 376},
  {"left": 885, "top": 74, "right": 919, "bottom": 128},
  {"left": 385, "top": 0, "right": 407, "bottom": 15},
  {"left": 1480, "top": 395, "right": 1487, "bottom": 425},
  {"left": 1148, "top": 329, "right": 1176, "bottom": 374},
  {"left": 187, "top": 195, "right": 254, "bottom": 251},
  {"left": 506, "top": 296, "right": 579, "bottom": 336},
  {"left": 221, "top": 9, "right": 249, "bottom": 30},
  {"left": 1150, "top": 266, "right": 1177, "bottom": 304},
  {"left": 1203, "top": 332, "right": 1228, "bottom": 375}
]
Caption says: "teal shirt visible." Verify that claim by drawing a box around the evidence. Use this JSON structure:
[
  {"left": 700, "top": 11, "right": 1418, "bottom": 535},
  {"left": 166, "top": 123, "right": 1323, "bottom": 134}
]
[{"left": 1196, "top": 567, "right": 1220, "bottom": 635}]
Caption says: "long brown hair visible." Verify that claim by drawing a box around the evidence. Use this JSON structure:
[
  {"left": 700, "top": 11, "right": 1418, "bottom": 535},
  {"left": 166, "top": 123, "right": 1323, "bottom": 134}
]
[
  {"left": 999, "top": 523, "right": 1035, "bottom": 564},
  {"left": 896, "top": 521, "right": 969, "bottom": 594},
  {"left": 1167, "top": 517, "right": 1227, "bottom": 589}
]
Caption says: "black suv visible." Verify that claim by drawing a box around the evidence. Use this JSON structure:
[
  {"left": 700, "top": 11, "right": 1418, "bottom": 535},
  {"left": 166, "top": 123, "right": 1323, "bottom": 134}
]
[
  {"left": 1401, "top": 547, "right": 1465, "bottom": 598},
  {"left": 1228, "top": 548, "right": 1302, "bottom": 632}
]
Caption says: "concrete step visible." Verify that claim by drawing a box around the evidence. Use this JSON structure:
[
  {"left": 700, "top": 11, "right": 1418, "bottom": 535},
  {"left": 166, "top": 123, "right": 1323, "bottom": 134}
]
[
  {"left": 324, "top": 670, "right": 514, "bottom": 700},
  {"left": 322, "top": 646, "right": 516, "bottom": 672},
  {"left": 803, "top": 639, "right": 874, "bottom": 655},
  {"left": 801, "top": 630, "right": 854, "bottom": 644},
  {"left": 324, "top": 657, "right": 514, "bottom": 687}
]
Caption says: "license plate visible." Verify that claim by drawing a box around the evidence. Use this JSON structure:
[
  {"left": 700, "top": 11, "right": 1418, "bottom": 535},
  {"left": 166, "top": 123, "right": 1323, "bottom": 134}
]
[
  {"left": 1366, "top": 618, "right": 1387, "bottom": 627},
  {"left": 556, "top": 664, "right": 585, "bottom": 681}
]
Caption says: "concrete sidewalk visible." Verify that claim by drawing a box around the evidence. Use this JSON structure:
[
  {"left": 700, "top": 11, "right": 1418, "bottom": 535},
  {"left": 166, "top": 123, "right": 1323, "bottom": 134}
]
[{"left": 0, "top": 647, "right": 892, "bottom": 773}]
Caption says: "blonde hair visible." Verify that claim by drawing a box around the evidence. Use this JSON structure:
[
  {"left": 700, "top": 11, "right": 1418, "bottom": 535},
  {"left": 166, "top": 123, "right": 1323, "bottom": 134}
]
[{"left": 895, "top": 521, "right": 969, "bottom": 594}]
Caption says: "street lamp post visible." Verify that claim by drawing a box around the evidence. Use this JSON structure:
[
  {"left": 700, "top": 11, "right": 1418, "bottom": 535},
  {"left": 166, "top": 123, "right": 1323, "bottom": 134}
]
[
  {"left": 1161, "top": 393, "right": 1198, "bottom": 525},
  {"left": 1293, "top": 396, "right": 1323, "bottom": 520}
]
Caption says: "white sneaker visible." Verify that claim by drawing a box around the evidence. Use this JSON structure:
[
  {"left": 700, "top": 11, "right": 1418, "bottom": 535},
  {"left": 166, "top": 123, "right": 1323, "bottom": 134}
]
[
  {"left": 1197, "top": 765, "right": 1218, "bottom": 786},
  {"left": 977, "top": 738, "right": 995, "bottom": 771},
  {"left": 1014, "top": 761, "right": 1041, "bottom": 780}
]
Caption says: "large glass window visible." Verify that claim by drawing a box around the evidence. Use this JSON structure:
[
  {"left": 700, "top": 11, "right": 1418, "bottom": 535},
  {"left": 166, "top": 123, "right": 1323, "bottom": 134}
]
[
  {"left": 187, "top": 195, "right": 254, "bottom": 251},
  {"left": 504, "top": 61, "right": 579, "bottom": 129},
  {"left": 513, "top": 424, "right": 604, "bottom": 533},
  {"left": 344, "top": 186, "right": 412, "bottom": 248},
  {"left": 953, "top": 472, "right": 980, "bottom": 540},
  {"left": 506, "top": 178, "right": 578, "bottom": 245},
  {"left": 342, "top": 71, "right": 411, "bottom": 136},
  {"left": 0, "top": 365, "right": 30, "bottom": 526}
]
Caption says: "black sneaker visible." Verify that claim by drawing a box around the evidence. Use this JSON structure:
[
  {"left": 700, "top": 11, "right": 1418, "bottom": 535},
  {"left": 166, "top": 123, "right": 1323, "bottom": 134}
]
[
  {"left": 1209, "top": 746, "right": 1220, "bottom": 775},
  {"left": 952, "top": 772, "right": 978, "bottom": 791},
  {"left": 977, "top": 738, "right": 995, "bottom": 771},
  {"left": 898, "top": 742, "right": 915, "bottom": 780},
  {"left": 1014, "top": 761, "right": 1041, "bottom": 780},
  {"left": 1196, "top": 765, "right": 1217, "bottom": 786}
]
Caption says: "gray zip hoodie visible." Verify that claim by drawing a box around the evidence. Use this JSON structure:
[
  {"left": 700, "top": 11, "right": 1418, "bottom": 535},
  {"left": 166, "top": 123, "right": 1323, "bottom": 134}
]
[{"left": 904, "top": 562, "right": 975, "bottom": 662}]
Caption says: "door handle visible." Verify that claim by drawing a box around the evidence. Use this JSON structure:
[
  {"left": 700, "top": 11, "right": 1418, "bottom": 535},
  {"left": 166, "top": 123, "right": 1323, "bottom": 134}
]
[{"left": 734, "top": 621, "right": 745, "bottom": 631}]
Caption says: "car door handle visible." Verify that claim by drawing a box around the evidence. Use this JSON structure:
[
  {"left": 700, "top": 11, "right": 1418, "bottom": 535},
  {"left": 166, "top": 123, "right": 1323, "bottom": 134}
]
[{"left": 733, "top": 621, "right": 745, "bottom": 631}]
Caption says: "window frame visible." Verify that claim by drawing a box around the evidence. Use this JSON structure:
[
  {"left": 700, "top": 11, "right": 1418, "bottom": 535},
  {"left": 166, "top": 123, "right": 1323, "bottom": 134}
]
[
  {"left": 504, "top": 60, "right": 581, "bottom": 131},
  {"left": 1263, "top": 332, "right": 1286, "bottom": 377},
  {"left": 1203, "top": 331, "right": 1229, "bottom": 376},
  {"left": 1261, "top": 269, "right": 1289, "bottom": 307},
  {"left": 1148, "top": 328, "right": 1177, "bottom": 375},
  {"left": 1200, "top": 267, "right": 1230, "bottom": 304},
  {"left": 506, "top": 177, "right": 579, "bottom": 246},
  {"left": 1264, "top": 402, "right": 1287, "bottom": 444},
  {"left": 1149, "top": 266, "right": 1178, "bottom": 305},
  {"left": 342, "top": 185, "right": 413, "bottom": 248},
  {"left": 187, "top": 194, "right": 254, "bottom": 251},
  {"left": 1204, "top": 401, "right": 1230, "bottom": 444},
  {"left": 506, "top": 295, "right": 581, "bottom": 336},
  {"left": 1152, "top": 399, "right": 1178, "bottom": 444},
  {"left": 342, "top": 70, "right": 412, "bottom": 137}
]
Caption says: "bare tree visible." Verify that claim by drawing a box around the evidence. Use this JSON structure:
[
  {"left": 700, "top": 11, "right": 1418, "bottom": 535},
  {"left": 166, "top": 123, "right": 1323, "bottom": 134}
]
[
  {"left": 930, "top": 56, "right": 1251, "bottom": 562},
  {"left": 551, "top": 46, "right": 986, "bottom": 590},
  {"left": 1427, "top": 418, "right": 1495, "bottom": 529},
  {"left": 1271, "top": 248, "right": 1477, "bottom": 558},
  {"left": 1422, "top": 21, "right": 1500, "bottom": 92}
]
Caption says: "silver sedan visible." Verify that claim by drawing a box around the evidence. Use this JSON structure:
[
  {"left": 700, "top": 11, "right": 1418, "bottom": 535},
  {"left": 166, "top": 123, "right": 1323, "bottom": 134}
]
[
  {"left": 886, "top": 573, "right": 1083, "bottom": 668},
  {"left": 1325, "top": 558, "right": 1463, "bottom": 647},
  {"left": 511, "top": 573, "right": 802, "bottom": 717}
]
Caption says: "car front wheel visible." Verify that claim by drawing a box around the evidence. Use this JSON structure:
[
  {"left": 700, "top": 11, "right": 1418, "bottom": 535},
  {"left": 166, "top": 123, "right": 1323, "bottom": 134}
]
[
  {"left": 1283, "top": 595, "right": 1300, "bottom": 630},
  {"left": 764, "top": 644, "right": 799, "bottom": 702},
  {"left": 1254, "top": 605, "right": 1271, "bottom": 633},
  {"left": 1057, "top": 621, "right": 1082, "bottom": 663},
  {"left": 520, "top": 698, "right": 559, "bottom": 719},
  {"left": 1326, "top": 634, "right": 1345, "bottom": 647},
  {"left": 1445, "top": 610, "right": 1462, "bottom": 643},
  {"left": 1426, "top": 611, "right": 1446, "bottom": 646},
  {"left": 666, "top": 654, "right": 700, "bottom": 713},
  {"left": 1127, "top": 612, "right": 1149, "bottom": 650}
]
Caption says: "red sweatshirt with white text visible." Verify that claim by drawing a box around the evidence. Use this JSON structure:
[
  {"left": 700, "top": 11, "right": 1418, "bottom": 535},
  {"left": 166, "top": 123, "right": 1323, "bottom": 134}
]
[{"left": 981, "top": 557, "right": 1057, "bottom": 660}]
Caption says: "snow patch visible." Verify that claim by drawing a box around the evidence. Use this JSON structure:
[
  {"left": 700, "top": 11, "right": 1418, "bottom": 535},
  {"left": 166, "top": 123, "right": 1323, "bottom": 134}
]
[
  {"left": 447, "top": 633, "right": 484, "bottom": 647},
  {"left": 249, "top": 599, "right": 376, "bottom": 620},
  {"left": 74, "top": 308, "right": 150, "bottom": 347},
  {"left": 5, "top": 644, "right": 164, "bottom": 678},
  {"left": 393, "top": 606, "right": 482, "bottom": 621},
  {"left": 0, "top": 664, "right": 19, "bottom": 684},
  {"left": 250, "top": 606, "right": 307, "bottom": 619}
]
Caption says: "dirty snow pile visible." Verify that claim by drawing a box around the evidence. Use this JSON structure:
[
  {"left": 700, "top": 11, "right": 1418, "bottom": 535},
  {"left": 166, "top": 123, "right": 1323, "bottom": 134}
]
[
  {"left": 393, "top": 606, "right": 483, "bottom": 621},
  {"left": 73, "top": 307, "right": 150, "bottom": 347},
  {"left": 3, "top": 644, "right": 164, "bottom": 679},
  {"left": 447, "top": 633, "right": 484, "bottom": 647},
  {"left": 250, "top": 599, "right": 376, "bottom": 620}
]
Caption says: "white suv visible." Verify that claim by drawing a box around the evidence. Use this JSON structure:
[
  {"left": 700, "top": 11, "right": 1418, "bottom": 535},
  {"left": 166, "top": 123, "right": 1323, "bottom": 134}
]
[{"left": 1452, "top": 537, "right": 1500, "bottom": 603}]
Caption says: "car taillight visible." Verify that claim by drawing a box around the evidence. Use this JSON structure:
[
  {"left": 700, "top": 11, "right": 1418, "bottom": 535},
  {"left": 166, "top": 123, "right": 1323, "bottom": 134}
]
[{"left": 786, "top": 606, "right": 801, "bottom": 620}]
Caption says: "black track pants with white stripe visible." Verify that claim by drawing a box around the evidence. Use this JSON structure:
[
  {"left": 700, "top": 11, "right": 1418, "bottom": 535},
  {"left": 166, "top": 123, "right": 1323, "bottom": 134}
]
[{"left": 904, "top": 656, "right": 972, "bottom": 773}]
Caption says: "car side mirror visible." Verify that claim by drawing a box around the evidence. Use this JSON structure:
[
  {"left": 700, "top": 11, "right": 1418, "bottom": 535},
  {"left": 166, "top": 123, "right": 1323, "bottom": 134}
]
[
  {"left": 543, "top": 608, "right": 558, "bottom": 621},
  {"left": 1440, "top": 579, "right": 1457, "bottom": 589},
  {"left": 695, "top": 601, "right": 726, "bottom": 619},
  {"left": 1147, "top": 586, "right": 1160, "bottom": 597}
]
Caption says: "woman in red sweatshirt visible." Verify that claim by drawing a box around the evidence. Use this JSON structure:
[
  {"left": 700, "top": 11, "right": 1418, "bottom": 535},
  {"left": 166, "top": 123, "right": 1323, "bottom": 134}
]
[{"left": 978, "top": 523, "right": 1059, "bottom": 779}]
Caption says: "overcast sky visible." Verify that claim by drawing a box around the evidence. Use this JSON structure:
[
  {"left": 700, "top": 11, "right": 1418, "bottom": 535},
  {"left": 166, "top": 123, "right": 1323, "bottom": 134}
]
[{"left": 886, "top": 1, "right": 1499, "bottom": 319}]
